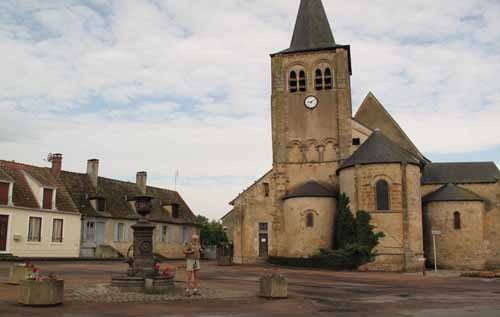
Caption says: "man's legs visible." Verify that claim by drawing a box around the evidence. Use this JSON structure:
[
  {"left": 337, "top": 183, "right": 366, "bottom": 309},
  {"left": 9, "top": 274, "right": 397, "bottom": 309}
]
[{"left": 193, "top": 260, "right": 201, "bottom": 295}]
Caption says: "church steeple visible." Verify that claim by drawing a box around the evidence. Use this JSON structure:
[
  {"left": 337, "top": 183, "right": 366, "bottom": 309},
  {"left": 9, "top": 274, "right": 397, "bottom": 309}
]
[{"left": 281, "top": 0, "right": 337, "bottom": 54}]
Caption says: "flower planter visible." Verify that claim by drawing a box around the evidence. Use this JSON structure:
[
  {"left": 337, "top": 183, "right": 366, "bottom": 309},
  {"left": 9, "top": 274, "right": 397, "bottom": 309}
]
[
  {"left": 18, "top": 279, "right": 64, "bottom": 306},
  {"left": 8, "top": 264, "right": 33, "bottom": 285},
  {"left": 259, "top": 273, "right": 287, "bottom": 299}
]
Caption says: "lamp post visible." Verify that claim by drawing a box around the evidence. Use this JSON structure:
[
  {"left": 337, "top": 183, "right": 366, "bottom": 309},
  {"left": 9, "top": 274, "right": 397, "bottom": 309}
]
[{"left": 128, "top": 196, "right": 156, "bottom": 278}]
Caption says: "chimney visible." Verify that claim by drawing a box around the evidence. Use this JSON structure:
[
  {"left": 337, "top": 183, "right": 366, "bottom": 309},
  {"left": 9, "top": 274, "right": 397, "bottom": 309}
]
[
  {"left": 136, "top": 171, "right": 147, "bottom": 194},
  {"left": 87, "top": 159, "right": 99, "bottom": 188},
  {"left": 50, "top": 153, "right": 63, "bottom": 177}
]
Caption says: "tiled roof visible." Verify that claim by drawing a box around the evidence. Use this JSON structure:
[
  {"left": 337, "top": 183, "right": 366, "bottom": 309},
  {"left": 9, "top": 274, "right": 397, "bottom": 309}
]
[
  {"left": 283, "top": 180, "right": 336, "bottom": 200},
  {"left": 423, "top": 183, "right": 484, "bottom": 203},
  {"left": 338, "top": 130, "right": 421, "bottom": 172},
  {"left": 278, "top": 0, "right": 338, "bottom": 55},
  {"left": 0, "top": 160, "right": 78, "bottom": 213},
  {"left": 60, "top": 171, "right": 196, "bottom": 224},
  {"left": 422, "top": 162, "right": 500, "bottom": 185}
]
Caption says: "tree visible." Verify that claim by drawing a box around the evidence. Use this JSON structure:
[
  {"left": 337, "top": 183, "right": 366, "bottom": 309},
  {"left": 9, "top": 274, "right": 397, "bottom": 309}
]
[{"left": 195, "top": 215, "right": 228, "bottom": 246}]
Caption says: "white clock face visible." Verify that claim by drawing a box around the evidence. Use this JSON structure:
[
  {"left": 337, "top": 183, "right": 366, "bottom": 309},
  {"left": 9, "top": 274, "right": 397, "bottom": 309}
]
[{"left": 304, "top": 96, "right": 318, "bottom": 109}]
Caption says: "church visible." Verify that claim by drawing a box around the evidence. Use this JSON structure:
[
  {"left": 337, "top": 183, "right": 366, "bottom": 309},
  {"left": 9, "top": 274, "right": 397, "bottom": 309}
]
[{"left": 222, "top": 0, "right": 500, "bottom": 272}]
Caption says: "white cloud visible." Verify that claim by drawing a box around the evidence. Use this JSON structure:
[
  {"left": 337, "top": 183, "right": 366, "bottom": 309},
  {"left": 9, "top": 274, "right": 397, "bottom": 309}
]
[{"left": 1, "top": 0, "right": 499, "bottom": 219}]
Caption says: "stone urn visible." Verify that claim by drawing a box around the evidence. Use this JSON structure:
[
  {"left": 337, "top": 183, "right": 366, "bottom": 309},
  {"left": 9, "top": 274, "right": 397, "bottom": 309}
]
[
  {"left": 8, "top": 264, "right": 33, "bottom": 285},
  {"left": 259, "top": 272, "right": 288, "bottom": 299},
  {"left": 18, "top": 279, "right": 64, "bottom": 306}
]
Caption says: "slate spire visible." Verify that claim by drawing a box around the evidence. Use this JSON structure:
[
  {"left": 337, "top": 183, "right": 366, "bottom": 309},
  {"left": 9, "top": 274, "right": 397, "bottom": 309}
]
[{"left": 283, "top": 0, "right": 336, "bottom": 54}]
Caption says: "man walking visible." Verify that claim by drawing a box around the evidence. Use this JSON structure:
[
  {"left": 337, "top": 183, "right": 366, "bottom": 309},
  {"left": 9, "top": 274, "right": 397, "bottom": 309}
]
[{"left": 183, "top": 234, "right": 202, "bottom": 296}]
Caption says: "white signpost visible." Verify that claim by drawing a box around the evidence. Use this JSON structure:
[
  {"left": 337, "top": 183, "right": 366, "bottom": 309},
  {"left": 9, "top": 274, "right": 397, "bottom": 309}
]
[{"left": 431, "top": 230, "right": 441, "bottom": 272}]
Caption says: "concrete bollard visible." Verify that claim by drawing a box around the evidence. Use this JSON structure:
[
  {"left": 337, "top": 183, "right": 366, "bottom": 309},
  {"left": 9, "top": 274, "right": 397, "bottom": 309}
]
[
  {"left": 259, "top": 273, "right": 288, "bottom": 299},
  {"left": 8, "top": 264, "right": 33, "bottom": 285},
  {"left": 18, "top": 279, "right": 64, "bottom": 306}
]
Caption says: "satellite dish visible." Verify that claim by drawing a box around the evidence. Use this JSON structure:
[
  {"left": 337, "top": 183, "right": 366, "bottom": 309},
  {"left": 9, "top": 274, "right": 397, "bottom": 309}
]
[{"left": 47, "top": 153, "right": 53, "bottom": 162}]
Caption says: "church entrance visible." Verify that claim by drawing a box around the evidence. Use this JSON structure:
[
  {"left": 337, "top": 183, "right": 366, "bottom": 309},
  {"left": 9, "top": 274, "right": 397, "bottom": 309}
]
[{"left": 0, "top": 215, "right": 8, "bottom": 252}]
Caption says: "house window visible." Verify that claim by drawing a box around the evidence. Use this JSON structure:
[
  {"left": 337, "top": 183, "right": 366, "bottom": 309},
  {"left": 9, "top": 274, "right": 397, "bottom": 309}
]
[
  {"left": 315, "top": 69, "right": 323, "bottom": 90},
  {"left": 376, "top": 180, "right": 390, "bottom": 211},
  {"left": 454, "top": 211, "right": 461, "bottom": 230},
  {"left": 259, "top": 223, "right": 268, "bottom": 232},
  {"left": 289, "top": 71, "right": 297, "bottom": 93},
  {"left": 263, "top": 183, "right": 270, "bottom": 197},
  {"left": 115, "top": 223, "right": 127, "bottom": 242},
  {"left": 324, "top": 68, "right": 333, "bottom": 90},
  {"left": 96, "top": 198, "right": 106, "bottom": 212},
  {"left": 306, "top": 213, "right": 314, "bottom": 228},
  {"left": 86, "top": 221, "right": 95, "bottom": 241},
  {"left": 0, "top": 182, "right": 9, "bottom": 205},
  {"left": 298, "top": 70, "right": 306, "bottom": 92},
  {"left": 28, "top": 217, "right": 42, "bottom": 242},
  {"left": 160, "top": 225, "right": 168, "bottom": 242},
  {"left": 172, "top": 204, "right": 180, "bottom": 218},
  {"left": 52, "top": 219, "right": 63, "bottom": 243},
  {"left": 352, "top": 138, "right": 361, "bottom": 146},
  {"left": 42, "top": 188, "right": 54, "bottom": 210}
]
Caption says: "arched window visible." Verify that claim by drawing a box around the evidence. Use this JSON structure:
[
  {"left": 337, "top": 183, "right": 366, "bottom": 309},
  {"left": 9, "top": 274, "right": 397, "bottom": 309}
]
[
  {"left": 289, "top": 71, "right": 297, "bottom": 93},
  {"left": 299, "top": 70, "right": 306, "bottom": 92},
  {"left": 324, "top": 68, "right": 333, "bottom": 90},
  {"left": 306, "top": 213, "right": 314, "bottom": 227},
  {"left": 315, "top": 69, "right": 323, "bottom": 90},
  {"left": 454, "top": 211, "right": 461, "bottom": 230},
  {"left": 376, "top": 180, "right": 390, "bottom": 211}
]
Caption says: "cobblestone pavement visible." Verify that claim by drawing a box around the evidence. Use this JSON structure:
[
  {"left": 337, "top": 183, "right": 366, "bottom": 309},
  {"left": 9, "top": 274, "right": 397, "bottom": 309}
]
[{"left": 1, "top": 261, "right": 500, "bottom": 317}]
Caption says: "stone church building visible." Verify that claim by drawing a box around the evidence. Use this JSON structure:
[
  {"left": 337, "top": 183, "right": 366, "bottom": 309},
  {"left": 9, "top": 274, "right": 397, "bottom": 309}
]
[{"left": 222, "top": 0, "right": 500, "bottom": 271}]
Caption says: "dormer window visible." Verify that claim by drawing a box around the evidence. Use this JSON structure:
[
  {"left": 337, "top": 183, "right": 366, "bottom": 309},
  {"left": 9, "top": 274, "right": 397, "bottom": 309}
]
[
  {"left": 172, "top": 204, "right": 180, "bottom": 219},
  {"left": 96, "top": 198, "right": 106, "bottom": 212},
  {"left": 0, "top": 182, "right": 10, "bottom": 205},
  {"left": 42, "top": 188, "right": 54, "bottom": 210}
]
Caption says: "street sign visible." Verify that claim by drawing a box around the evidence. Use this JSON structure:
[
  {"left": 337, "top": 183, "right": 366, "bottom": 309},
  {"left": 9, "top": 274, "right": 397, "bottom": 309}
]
[{"left": 431, "top": 230, "right": 441, "bottom": 235}]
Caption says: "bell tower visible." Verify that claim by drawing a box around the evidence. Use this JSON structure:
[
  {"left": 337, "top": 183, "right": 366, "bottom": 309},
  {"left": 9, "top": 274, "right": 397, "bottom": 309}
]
[{"left": 271, "top": 0, "right": 353, "bottom": 172}]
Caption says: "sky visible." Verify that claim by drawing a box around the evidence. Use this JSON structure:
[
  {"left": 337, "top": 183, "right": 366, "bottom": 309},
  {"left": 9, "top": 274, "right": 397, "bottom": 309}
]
[{"left": 1, "top": 0, "right": 499, "bottom": 220}]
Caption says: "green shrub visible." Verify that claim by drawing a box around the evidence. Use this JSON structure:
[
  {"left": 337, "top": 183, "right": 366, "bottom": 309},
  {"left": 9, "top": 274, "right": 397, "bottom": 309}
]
[{"left": 268, "top": 193, "right": 385, "bottom": 270}]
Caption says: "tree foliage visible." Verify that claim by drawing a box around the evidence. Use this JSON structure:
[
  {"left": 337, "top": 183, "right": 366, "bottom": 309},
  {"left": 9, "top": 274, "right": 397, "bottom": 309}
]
[{"left": 195, "top": 215, "right": 228, "bottom": 246}]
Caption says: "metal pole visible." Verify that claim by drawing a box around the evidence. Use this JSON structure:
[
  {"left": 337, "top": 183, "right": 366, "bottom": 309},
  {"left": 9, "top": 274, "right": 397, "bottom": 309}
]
[{"left": 433, "top": 234, "right": 437, "bottom": 272}]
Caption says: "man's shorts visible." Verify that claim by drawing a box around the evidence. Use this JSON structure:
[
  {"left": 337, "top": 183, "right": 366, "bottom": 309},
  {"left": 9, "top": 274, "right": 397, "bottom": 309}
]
[{"left": 186, "top": 259, "right": 201, "bottom": 272}]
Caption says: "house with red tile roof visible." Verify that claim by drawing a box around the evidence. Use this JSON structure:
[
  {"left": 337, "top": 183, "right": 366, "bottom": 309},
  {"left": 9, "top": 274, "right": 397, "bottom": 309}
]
[{"left": 0, "top": 154, "right": 198, "bottom": 259}]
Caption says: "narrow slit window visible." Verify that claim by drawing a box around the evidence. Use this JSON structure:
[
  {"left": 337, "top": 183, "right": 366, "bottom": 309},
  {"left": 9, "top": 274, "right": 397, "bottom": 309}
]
[
  {"left": 289, "top": 71, "right": 297, "bottom": 93},
  {"left": 376, "top": 180, "right": 390, "bottom": 211},
  {"left": 454, "top": 211, "right": 461, "bottom": 230},
  {"left": 299, "top": 70, "right": 306, "bottom": 92},
  {"left": 306, "top": 213, "right": 314, "bottom": 227},
  {"left": 263, "top": 183, "right": 270, "bottom": 197},
  {"left": 324, "top": 68, "right": 333, "bottom": 90},
  {"left": 315, "top": 69, "right": 323, "bottom": 90}
]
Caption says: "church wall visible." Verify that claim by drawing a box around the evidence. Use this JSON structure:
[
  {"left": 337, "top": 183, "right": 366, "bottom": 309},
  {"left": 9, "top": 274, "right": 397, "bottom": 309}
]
[
  {"left": 339, "top": 163, "right": 423, "bottom": 272},
  {"left": 224, "top": 172, "right": 278, "bottom": 264},
  {"left": 422, "top": 181, "right": 500, "bottom": 268},
  {"left": 424, "top": 201, "right": 486, "bottom": 270},
  {"left": 271, "top": 48, "right": 352, "bottom": 164},
  {"left": 282, "top": 196, "right": 336, "bottom": 257}
]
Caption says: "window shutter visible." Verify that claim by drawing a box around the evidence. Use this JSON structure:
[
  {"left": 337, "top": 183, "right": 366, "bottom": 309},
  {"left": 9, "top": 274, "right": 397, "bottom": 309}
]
[
  {"left": 43, "top": 188, "right": 54, "bottom": 209},
  {"left": 124, "top": 225, "right": 129, "bottom": 241},
  {"left": 114, "top": 223, "right": 118, "bottom": 242},
  {"left": 0, "top": 183, "right": 9, "bottom": 205}
]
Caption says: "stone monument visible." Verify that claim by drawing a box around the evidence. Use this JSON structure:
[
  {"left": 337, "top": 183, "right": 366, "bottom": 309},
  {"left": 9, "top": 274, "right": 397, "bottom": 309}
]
[{"left": 111, "top": 196, "right": 173, "bottom": 291}]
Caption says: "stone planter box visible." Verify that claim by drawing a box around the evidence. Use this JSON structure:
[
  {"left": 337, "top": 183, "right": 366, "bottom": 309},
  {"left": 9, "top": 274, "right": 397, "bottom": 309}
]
[
  {"left": 259, "top": 273, "right": 287, "bottom": 299},
  {"left": 8, "top": 264, "right": 33, "bottom": 285},
  {"left": 174, "top": 267, "right": 186, "bottom": 283},
  {"left": 18, "top": 279, "right": 64, "bottom": 306}
]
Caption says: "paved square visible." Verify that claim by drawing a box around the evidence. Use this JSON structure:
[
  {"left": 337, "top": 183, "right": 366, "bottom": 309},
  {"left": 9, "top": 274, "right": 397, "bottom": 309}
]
[{"left": 1, "top": 261, "right": 500, "bottom": 316}]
